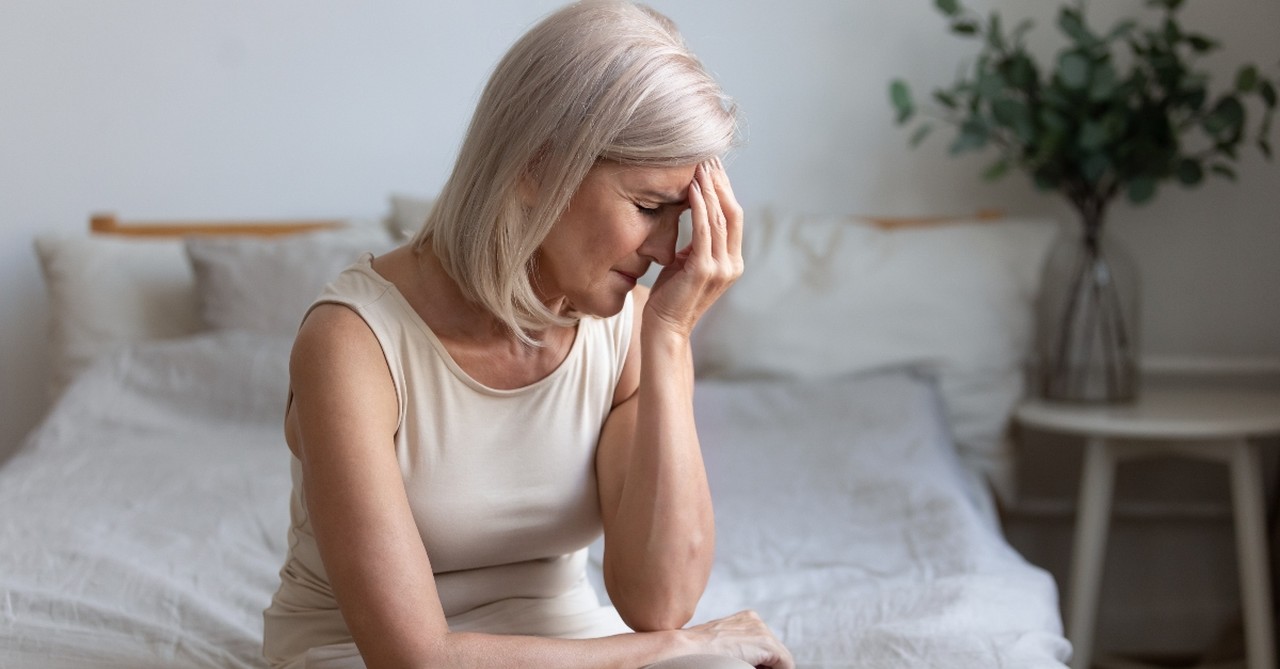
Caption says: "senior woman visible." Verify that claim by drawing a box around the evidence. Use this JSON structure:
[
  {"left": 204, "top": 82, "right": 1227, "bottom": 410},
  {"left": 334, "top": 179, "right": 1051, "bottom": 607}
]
[{"left": 262, "top": 2, "right": 790, "bottom": 668}]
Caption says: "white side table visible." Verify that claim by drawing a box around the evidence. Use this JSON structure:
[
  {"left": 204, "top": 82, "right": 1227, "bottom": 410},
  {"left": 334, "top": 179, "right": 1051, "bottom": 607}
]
[{"left": 1015, "top": 387, "right": 1280, "bottom": 669}]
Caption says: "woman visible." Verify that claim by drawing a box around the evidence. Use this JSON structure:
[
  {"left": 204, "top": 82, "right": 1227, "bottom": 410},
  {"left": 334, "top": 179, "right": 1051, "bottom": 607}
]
[{"left": 263, "top": 2, "right": 792, "bottom": 668}]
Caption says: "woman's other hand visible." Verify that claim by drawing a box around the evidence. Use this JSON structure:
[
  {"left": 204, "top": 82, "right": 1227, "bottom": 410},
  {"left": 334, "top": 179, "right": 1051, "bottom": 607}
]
[
  {"left": 683, "top": 610, "right": 794, "bottom": 669},
  {"left": 645, "top": 157, "right": 743, "bottom": 339}
]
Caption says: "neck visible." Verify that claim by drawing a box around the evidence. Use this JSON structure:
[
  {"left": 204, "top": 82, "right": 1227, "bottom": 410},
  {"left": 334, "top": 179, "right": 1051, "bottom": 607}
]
[{"left": 411, "top": 245, "right": 519, "bottom": 344}]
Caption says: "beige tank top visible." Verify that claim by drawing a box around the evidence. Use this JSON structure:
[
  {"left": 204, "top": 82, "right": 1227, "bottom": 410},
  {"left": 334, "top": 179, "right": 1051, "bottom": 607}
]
[{"left": 263, "top": 254, "right": 633, "bottom": 665}]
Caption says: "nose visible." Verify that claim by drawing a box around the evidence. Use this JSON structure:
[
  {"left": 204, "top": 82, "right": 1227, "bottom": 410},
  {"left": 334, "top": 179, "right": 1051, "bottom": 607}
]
[{"left": 639, "top": 213, "right": 680, "bottom": 266}]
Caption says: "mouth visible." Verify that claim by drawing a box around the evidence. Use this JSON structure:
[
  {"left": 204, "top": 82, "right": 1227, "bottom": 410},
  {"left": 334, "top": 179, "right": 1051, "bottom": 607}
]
[{"left": 613, "top": 269, "right": 642, "bottom": 286}]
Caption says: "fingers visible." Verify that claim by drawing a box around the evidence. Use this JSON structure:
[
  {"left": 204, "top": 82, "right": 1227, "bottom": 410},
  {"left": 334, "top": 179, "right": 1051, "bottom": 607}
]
[
  {"left": 694, "top": 161, "right": 727, "bottom": 261},
  {"left": 686, "top": 170, "right": 711, "bottom": 266},
  {"left": 693, "top": 610, "right": 793, "bottom": 669},
  {"left": 708, "top": 157, "right": 744, "bottom": 260},
  {"left": 645, "top": 158, "right": 742, "bottom": 338}
]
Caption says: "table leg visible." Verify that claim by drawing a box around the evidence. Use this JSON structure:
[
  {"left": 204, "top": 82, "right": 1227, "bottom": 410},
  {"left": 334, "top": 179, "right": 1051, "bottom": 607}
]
[
  {"left": 1229, "top": 439, "right": 1276, "bottom": 669},
  {"left": 1070, "top": 437, "right": 1115, "bottom": 669}
]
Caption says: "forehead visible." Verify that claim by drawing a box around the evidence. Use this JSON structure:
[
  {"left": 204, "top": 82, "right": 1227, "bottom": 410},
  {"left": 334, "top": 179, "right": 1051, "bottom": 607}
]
[{"left": 592, "top": 161, "right": 697, "bottom": 195}]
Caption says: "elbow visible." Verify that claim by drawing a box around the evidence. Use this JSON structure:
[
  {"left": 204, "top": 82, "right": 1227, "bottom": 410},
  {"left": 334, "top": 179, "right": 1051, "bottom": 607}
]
[
  {"left": 608, "top": 569, "right": 704, "bottom": 632},
  {"left": 616, "top": 597, "right": 697, "bottom": 632}
]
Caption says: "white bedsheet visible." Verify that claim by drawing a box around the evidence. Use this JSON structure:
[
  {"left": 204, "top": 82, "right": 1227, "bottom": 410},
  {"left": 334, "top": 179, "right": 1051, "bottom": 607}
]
[
  {"left": 0, "top": 333, "right": 1069, "bottom": 668},
  {"left": 671, "top": 376, "right": 1069, "bottom": 667},
  {"left": 0, "top": 333, "right": 295, "bottom": 669}
]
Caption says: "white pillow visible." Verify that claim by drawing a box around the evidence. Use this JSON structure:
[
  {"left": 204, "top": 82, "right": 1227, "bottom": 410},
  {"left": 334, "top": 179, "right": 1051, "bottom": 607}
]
[
  {"left": 387, "top": 193, "right": 435, "bottom": 241},
  {"left": 34, "top": 235, "right": 206, "bottom": 399},
  {"left": 185, "top": 226, "right": 397, "bottom": 337},
  {"left": 690, "top": 208, "right": 1058, "bottom": 499}
]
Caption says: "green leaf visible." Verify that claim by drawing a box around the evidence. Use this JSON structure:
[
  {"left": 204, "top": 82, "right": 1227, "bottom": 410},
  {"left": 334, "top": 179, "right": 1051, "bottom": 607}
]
[
  {"left": 1057, "top": 7, "right": 1093, "bottom": 46},
  {"left": 1237, "top": 66, "right": 1259, "bottom": 92},
  {"left": 1176, "top": 158, "right": 1204, "bottom": 185},
  {"left": 1203, "top": 96, "right": 1246, "bottom": 140},
  {"left": 1039, "top": 107, "right": 1069, "bottom": 131},
  {"left": 1033, "top": 171, "right": 1061, "bottom": 191},
  {"left": 890, "top": 80, "right": 914, "bottom": 124},
  {"left": 1187, "top": 35, "right": 1218, "bottom": 52},
  {"left": 1004, "top": 53, "right": 1039, "bottom": 89},
  {"left": 949, "top": 119, "right": 989, "bottom": 154},
  {"left": 1210, "top": 164, "right": 1238, "bottom": 180},
  {"left": 952, "top": 20, "right": 980, "bottom": 36},
  {"left": 982, "top": 158, "right": 1011, "bottom": 181},
  {"left": 1059, "top": 52, "right": 1091, "bottom": 90},
  {"left": 935, "top": 0, "right": 961, "bottom": 17},
  {"left": 1259, "top": 80, "right": 1277, "bottom": 108},
  {"left": 1032, "top": 128, "right": 1068, "bottom": 167},
  {"left": 909, "top": 123, "right": 934, "bottom": 148},
  {"left": 987, "top": 13, "right": 1005, "bottom": 51},
  {"left": 1080, "top": 153, "right": 1110, "bottom": 184},
  {"left": 1181, "top": 85, "right": 1208, "bottom": 112},
  {"left": 1079, "top": 121, "right": 1110, "bottom": 151},
  {"left": 1041, "top": 86, "right": 1072, "bottom": 112},
  {"left": 1128, "top": 177, "right": 1158, "bottom": 204},
  {"left": 977, "top": 70, "right": 1005, "bottom": 99},
  {"left": 1011, "top": 18, "right": 1035, "bottom": 45},
  {"left": 1107, "top": 20, "right": 1137, "bottom": 41},
  {"left": 1146, "top": 0, "right": 1185, "bottom": 10},
  {"left": 1126, "top": 68, "right": 1150, "bottom": 97},
  {"left": 933, "top": 90, "right": 959, "bottom": 109},
  {"left": 1260, "top": 140, "right": 1273, "bottom": 160},
  {"left": 1088, "top": 62, "right": 1119, "bottom": 101}
]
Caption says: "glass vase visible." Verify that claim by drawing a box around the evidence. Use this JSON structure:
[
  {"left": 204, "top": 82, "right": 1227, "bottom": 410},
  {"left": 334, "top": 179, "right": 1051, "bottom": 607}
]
[{"left": 1034, "top": 221, "right": 1140, "bottom": 403}]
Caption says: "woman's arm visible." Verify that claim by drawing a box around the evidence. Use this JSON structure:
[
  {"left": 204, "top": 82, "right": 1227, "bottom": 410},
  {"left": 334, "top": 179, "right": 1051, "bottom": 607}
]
[
  {"left": 595, "top": 159, "right": 745, "bottom": 632},
  {"left": 290, "top": 304, "right": 724, "bottom": 669}
]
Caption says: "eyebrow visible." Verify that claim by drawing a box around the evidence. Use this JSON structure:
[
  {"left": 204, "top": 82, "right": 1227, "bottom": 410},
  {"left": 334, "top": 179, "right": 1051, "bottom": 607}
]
[{"left": 635, "top": 189, "right": 687, "bottom": 205}]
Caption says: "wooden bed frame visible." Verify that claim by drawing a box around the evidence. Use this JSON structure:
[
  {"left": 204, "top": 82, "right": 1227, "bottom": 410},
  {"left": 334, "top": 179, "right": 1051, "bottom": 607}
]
[
  {"left": 862, "top": 208, "right": 1003, "bottom": 229},
  {"left": 90, "top": 212, "right": 346, "bottom": 237}
]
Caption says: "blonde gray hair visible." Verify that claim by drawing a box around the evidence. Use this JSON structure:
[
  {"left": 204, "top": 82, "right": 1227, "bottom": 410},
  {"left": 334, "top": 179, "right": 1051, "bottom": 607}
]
[{"left": 412, "top": 0, "right": 738, "bottom": 343}]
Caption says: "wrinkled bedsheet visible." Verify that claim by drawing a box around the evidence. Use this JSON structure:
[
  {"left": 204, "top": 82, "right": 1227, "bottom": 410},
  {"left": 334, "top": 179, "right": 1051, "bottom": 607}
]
[
  {"left": 0, "top": 332, "right": 1069, "bottom": 668},
  {"left": 637, "top": 376, "right": 1072, "bottom": 667}
]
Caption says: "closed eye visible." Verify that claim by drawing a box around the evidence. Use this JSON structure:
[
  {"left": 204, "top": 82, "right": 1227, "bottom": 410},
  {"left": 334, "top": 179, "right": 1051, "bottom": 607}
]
[{"left": 635, "top": 203, "right": 662, "bottom": 217}]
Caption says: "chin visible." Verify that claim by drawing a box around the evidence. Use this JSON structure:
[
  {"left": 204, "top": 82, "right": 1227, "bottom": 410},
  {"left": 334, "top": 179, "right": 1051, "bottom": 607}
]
[{"left": 569, "top": 288, "right": 631, "bottom": 319}]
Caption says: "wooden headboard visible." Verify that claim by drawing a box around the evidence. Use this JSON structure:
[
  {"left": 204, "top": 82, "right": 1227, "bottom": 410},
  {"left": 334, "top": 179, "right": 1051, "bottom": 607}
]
[
  {"left": 89, "top": 212, "right": 346, "bottom": 237},
  {"left": 860, "top": 208, "right": 1004, "bottom": 229}
]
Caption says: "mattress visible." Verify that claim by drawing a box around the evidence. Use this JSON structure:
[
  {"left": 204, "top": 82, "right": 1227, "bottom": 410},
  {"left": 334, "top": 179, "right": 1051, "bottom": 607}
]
[{"left": 0, "top": 332, "right": 1069, "bottom": 668}]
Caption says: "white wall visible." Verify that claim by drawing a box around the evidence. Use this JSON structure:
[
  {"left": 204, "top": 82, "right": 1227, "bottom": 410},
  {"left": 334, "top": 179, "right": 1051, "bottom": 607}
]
[{"left": 2, "top": 1, "right": 1277, "bottom": 462}]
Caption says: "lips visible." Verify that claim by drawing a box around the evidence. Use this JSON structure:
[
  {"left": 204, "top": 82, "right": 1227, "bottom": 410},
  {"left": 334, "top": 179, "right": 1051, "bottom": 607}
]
[{"left": 614, "top": 270, "right": 640, "bottom": 285}]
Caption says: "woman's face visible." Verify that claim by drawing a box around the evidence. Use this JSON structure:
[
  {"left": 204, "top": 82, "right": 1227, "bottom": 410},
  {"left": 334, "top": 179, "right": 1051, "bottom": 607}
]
[{"left": 534, "top": 161, "right": 695, "bottom": 317}]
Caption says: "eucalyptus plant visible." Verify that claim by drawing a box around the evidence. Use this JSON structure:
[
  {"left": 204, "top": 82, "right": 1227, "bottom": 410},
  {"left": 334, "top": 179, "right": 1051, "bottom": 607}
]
[{"left": 889, "top": 0, "right": 1277, "bottom": 234}]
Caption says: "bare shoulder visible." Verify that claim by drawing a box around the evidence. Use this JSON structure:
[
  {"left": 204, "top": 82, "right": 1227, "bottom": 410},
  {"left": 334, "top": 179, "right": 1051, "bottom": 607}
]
[
  {"left": 291, "top": 305, "right": 387, "bottom": 381},
  {"left": 289, "top": 304, "right": 398, "bottom": 448}
]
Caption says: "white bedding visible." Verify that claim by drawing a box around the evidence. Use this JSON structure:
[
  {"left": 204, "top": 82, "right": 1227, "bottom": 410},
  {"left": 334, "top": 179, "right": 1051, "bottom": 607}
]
[
  {"left": 0, "top": 333, "right": 1069, "bottom": 668},
  {"left": 0, "top": 334, "right": 294, "bottom": 668},
  {"left": 674, "top": 377, "right": 1070, "bottom": 667}
]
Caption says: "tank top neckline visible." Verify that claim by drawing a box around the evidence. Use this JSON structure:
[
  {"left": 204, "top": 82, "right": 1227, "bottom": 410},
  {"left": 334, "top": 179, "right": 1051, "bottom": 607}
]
[{"left": 350, "top": 253, "right": 588, "bottom": 397}]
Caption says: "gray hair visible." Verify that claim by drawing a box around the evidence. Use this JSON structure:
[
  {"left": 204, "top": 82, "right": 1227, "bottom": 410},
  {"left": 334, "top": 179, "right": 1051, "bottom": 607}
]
[{"left": 412, "top": 0, "right": 739, "bottom": 343}]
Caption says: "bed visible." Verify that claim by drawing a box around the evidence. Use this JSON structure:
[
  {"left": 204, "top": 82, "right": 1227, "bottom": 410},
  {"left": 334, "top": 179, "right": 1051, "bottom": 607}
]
[{"left": 1, "top": 204, "right": 1073, "bottom": 668}]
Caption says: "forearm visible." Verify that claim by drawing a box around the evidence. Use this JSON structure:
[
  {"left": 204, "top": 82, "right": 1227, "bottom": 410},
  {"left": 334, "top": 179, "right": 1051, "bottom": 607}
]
[
  {"left": 603, "top": 328, "right": 715, "bottom": 630},
  {"left": 422, "top": 628, "right": 692, "bottom": 669}
]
